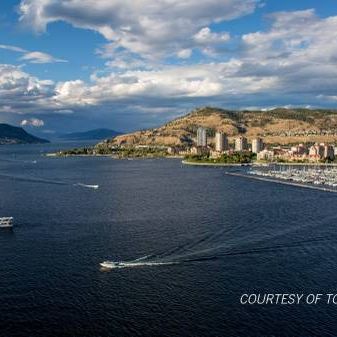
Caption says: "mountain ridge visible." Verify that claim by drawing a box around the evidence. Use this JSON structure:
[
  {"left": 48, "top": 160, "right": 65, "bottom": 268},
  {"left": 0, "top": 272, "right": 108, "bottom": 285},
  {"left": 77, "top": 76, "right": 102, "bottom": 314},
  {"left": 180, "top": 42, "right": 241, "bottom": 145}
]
[
  {"left": 0, "top": 124, "right": 49, "bottom": 145},
  {"left": 59, "top": 128, "right": 122, "bottom": 141},
  {"left": 101, "top": 107, "right": 337, "bottom": 147}
]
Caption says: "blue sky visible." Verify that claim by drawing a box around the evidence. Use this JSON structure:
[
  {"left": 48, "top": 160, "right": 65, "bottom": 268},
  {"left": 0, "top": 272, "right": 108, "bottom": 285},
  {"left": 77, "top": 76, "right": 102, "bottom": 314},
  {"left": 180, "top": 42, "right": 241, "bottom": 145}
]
[{"left": 1, "top": 0, "right": 337, "bottom": 136}]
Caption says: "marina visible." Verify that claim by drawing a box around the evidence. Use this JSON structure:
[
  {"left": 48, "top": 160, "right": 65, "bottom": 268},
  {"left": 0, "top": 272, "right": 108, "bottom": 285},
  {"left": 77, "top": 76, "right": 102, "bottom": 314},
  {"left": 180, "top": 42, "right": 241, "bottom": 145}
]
[
  {"left": 224, "top": 170, "right": 337, "bottom": 194},
  {"left": 249, "top": 166, "right": 337, "bottom": 189}
]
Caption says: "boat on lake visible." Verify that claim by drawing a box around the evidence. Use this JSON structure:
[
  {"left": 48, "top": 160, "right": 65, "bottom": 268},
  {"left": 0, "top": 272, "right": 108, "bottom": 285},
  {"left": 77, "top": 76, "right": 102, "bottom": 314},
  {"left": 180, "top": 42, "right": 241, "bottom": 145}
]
[
  {"left": 100, "top": 261, "right": 123, "bottom": 269},
  {"left": 0, "top": 217, "right": 13, "bottom": 228}
]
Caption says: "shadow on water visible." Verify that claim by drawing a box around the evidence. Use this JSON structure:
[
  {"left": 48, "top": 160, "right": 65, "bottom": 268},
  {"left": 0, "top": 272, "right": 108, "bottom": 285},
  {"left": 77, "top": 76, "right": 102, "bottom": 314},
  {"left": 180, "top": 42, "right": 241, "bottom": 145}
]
[{"left": 0, "top": 227, "right": 16, "bottom": 239}]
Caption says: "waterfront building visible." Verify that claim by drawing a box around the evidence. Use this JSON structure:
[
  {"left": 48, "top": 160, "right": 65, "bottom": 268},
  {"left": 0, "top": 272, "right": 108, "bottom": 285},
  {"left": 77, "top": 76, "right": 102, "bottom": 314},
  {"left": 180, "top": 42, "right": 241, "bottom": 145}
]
[
  {"left": 252, "top": 138, "right": 264, "bottom": 154},
  {"left": 309, "top": 143, "right": 325, "bottom": 161},
  {"left": 235, "top": 136, "right": 248, "bottom": 152},
  {"left": 257, "top": 149, "right": 274, "bottom": 161},
  {"left": 290, "top": 144, "right": 307, "bottom": 155},
  {"left": 191, "top": 146, "right": 210, "bottom": 156},
  {"left": 215, "top": 132, "right": 228, "bottom": 152},
  {"left": 197, "top": 127, "right": 207, "bottom": 147},
  {"left": 167, "top": 146, "right": 186, "bottom": 155}
]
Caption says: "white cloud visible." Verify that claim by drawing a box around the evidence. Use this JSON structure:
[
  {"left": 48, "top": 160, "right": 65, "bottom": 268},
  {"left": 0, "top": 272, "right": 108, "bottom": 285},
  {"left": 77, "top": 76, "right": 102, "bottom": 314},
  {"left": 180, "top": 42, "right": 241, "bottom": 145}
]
[
  {"left": 21, "top": 117, "right": 44, "bottom": 127},
  {"left": 0, "top": 44, "right": 27, "bottom": 53},
  {"left": 52, "top": 61, "right": 278, "bottom": 107},
  {"left": 4, "top": 7, "right": 337, "bottom": 129},
  {"left": 20, "top": 51, "right": 67, "bottom": 64},
  {"left": 0, "top": 43, "right": 67, "bottom": 64},
  {"left": 177, "top": 49, "right": 192, "bottom": 59},
  {"left": 194, "top": 27, "right": 230, "bottom": 44},
  {"left": 237, "top": 9, "right": 337, "bottom": 98},
  {"left": 0, "top": 64, "right": 55, "bottom": 114},
  {"left": 18, "top": 0, "right": 259, "bottom": 60}
]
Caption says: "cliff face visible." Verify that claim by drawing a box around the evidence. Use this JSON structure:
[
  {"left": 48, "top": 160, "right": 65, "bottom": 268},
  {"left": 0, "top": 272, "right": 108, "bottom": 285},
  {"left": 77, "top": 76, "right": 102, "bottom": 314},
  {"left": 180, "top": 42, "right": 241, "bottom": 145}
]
[
  {"left": 100, "top": 107, "right": 337, "bottom": 147},
  {"left": 0, "top": 124, "right": 49, "bottom": 145}
]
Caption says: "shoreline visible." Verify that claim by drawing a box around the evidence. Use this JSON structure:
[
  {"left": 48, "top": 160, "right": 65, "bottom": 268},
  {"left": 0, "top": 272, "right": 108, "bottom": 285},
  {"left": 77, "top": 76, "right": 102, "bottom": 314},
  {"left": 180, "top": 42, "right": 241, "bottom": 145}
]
[
  {"left": 45, "top": 153, "right": 184, "bottom": 159},
  {"left": 224, "top": 171, "right": 337, "bottom": 194},
  {"left": 265, "top": 162, "right": 337, "bottom": 167},
  {"left": 46, "top": 153, "right": 337, "bottom": 167},
  {"left": 182, "top": 160, "right": 337, "bottom": 167},
  {"left": 181, "top": 160, "right": 251, "bottom": 167}
]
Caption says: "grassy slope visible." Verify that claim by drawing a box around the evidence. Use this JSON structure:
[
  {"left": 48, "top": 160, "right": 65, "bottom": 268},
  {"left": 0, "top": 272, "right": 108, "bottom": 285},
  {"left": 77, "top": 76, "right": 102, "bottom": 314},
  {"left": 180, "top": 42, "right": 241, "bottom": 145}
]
[{"left": 101, "top": 107, "right": 337, "bottom": 147}]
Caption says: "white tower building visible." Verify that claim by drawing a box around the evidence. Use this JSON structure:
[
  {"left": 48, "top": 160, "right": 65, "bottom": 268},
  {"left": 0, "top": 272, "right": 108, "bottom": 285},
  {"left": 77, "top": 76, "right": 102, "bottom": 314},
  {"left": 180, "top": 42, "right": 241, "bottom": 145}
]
[
  {"left": 215, "top": 132, "right": 228, "bottom": 152},
  {"left": 252, "top": 138, "right": 264, "bottom": 154},
  {"left": 197, "top": 127, "right": 207, "bottom": 147}
]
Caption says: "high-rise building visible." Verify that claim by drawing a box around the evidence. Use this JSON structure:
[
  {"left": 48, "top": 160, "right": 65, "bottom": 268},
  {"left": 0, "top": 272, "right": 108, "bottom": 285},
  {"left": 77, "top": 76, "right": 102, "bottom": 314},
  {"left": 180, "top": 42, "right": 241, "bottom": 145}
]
[
  {"left": 215, "top": 132, "right": 228, "bottom": 152},
  {"left": 252, "top": 138, "right": 264, "bottom": 154},
  {"left": 324, "top": 144, "right": 335, "bottom": 160},
  {"left": 197, "top": 127, "right": 207, "bottom": 147},
  {"left": 235, "top": 136, "right": 248, "bottom": 152}
]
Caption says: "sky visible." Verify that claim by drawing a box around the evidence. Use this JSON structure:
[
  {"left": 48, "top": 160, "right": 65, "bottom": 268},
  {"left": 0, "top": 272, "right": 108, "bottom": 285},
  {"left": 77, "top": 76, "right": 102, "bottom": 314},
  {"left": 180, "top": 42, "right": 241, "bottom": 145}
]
[{"left": 1, "top": 0, "right": 337, "bottom": 136}]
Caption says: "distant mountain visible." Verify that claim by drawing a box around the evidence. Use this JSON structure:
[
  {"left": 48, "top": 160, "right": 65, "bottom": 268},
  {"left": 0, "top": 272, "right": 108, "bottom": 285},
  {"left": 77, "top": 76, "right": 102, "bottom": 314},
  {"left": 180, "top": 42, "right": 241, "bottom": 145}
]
[
  {"left": 59, "top": 128, "right": 122, "bottom": 141},
  {"left": 0, "top": 124, "right": 49, "bottom": 145}
]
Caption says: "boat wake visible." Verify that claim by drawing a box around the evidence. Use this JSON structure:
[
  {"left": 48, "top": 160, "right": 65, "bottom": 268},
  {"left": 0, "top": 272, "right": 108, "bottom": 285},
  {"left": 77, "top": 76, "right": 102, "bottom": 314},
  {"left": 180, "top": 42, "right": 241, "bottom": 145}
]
[
  {"left": 100, "top": 258, "right": 177, "bottom": 270},
  {"left": 0, "top": 173, "right": 68, "bottom": 186},
  {"left": 0, "top": 173, "right": 99, "bottom": 190},
  {"left": 100, "top": 234, "right": 333, "bottom": 271},
  {"left": 74, "top": 183, "right": 99, "bottom": 189}
]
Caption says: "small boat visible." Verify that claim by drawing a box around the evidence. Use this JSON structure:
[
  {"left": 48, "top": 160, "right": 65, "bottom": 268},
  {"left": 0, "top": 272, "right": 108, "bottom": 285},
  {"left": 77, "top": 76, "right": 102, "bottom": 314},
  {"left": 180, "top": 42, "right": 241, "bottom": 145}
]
[
  {"left": 0, "top": 217, "right": 13, "bottom": 228},
  {"left": 100, "top": 261, "right": 123, "bottom": 269}
]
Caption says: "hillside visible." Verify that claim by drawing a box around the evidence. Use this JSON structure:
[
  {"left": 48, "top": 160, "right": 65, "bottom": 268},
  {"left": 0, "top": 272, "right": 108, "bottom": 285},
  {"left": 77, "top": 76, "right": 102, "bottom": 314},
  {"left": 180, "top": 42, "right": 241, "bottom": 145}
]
[
  {"left": 0, "top": 124, "right": 49, "bottom": 145},
  {"left": 59, "top": 128, "right": 122, "bottom": 141},
  {"left": 102, "top": 107, "right": 337, "bottom": 147}
]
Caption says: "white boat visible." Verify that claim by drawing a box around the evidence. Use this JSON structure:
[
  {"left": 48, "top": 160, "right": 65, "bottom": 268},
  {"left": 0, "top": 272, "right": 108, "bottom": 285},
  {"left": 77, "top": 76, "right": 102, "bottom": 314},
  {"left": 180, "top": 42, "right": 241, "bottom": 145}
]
[
  {"left": 100, "top": 261, "right": 123, "bottom": 269},
  {"left": 0, "top": 217, "right": 13, "bottom": 228}
]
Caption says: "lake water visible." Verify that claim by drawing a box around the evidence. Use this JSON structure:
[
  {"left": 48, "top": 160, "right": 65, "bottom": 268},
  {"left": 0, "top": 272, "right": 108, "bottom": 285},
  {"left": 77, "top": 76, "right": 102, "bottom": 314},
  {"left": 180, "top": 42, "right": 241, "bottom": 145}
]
[{"left": 1, "top": 143, "right": 337, "bottom": 336}]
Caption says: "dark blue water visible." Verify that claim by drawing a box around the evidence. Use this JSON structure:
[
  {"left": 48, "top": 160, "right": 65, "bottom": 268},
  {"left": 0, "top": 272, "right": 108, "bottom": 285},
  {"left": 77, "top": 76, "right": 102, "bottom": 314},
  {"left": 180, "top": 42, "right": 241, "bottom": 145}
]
[{"left": 1, "top": 143, "right": 337, "bottom": 337}]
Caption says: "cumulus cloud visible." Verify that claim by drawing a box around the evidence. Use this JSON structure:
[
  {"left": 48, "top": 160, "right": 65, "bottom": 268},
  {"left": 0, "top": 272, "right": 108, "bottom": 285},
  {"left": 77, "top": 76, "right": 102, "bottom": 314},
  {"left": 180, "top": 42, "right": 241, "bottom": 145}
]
[
  {"left": 0, "top": 64, "right": 55, "bottom": 113},
  {"left": 4, "top": 7, "right": 337, "bottom": 131},
  {"left": 238, "top": 9, "right": 337, "bottom": 99},
  {"left": 20, "top": 117, "right": 44, "bottom": 127},
  {"left": 49, "top": 6, "right": 337, "bottom": 111},
  {"left": 194, "top": 27, "right": 230, "bottom": 44},
  {"left": 18, "top": 0, "right": 258, "bottom": 60}
]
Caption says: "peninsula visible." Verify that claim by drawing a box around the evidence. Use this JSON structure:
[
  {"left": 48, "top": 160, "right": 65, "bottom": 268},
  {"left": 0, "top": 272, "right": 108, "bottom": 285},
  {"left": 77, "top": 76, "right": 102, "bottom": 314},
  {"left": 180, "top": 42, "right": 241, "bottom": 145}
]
[
  {"left": 0, "top": 124, "right": 49, "bottom": 145},
  {"left": 54, "top": 106, "right": 337, "bottom": 164}
]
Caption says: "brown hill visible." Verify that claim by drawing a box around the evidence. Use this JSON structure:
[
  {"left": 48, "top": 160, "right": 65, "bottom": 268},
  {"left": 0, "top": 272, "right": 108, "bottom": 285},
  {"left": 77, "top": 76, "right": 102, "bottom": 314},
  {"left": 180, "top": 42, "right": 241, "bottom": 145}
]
[{"left": 102, "top": 107, "right": 337, "bottom": 147}]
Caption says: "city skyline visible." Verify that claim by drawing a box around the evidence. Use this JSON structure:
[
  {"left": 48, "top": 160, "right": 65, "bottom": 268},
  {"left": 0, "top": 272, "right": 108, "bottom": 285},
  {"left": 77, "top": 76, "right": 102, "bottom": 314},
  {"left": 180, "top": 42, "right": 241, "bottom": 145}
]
[{"left": 1, "top": 1, "right": 337, "bottom": 135}]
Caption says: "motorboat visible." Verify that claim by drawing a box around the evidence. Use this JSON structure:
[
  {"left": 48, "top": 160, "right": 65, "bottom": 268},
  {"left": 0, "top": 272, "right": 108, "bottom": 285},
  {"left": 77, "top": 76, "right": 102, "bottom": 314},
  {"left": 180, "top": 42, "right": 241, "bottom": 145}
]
[
  {"left": 100, "top": 261, "right": 124, "bottom": 269},
  {"left": 0, "top": 217, "right": 13, "bottom": 228}
]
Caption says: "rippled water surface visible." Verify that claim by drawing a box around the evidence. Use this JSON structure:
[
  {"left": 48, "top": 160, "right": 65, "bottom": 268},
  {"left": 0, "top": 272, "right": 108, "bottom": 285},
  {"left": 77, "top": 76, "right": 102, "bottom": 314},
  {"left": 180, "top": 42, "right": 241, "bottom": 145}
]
[{"left": 1, "top": 143, "right": 337, "bottom": 336}]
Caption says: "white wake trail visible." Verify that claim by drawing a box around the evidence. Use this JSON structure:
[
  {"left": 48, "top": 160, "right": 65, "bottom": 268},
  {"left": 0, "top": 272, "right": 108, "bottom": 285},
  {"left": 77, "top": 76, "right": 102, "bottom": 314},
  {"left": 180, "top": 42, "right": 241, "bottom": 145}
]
[
  {"left": 131, "top": 255, "right": 153, "bottom": 262},
  {"left": 100, "top": 258, "right": 178, "bottom": 270},
  {"left": 74, "top": 183, "right": 99, "bottom": 189}
]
